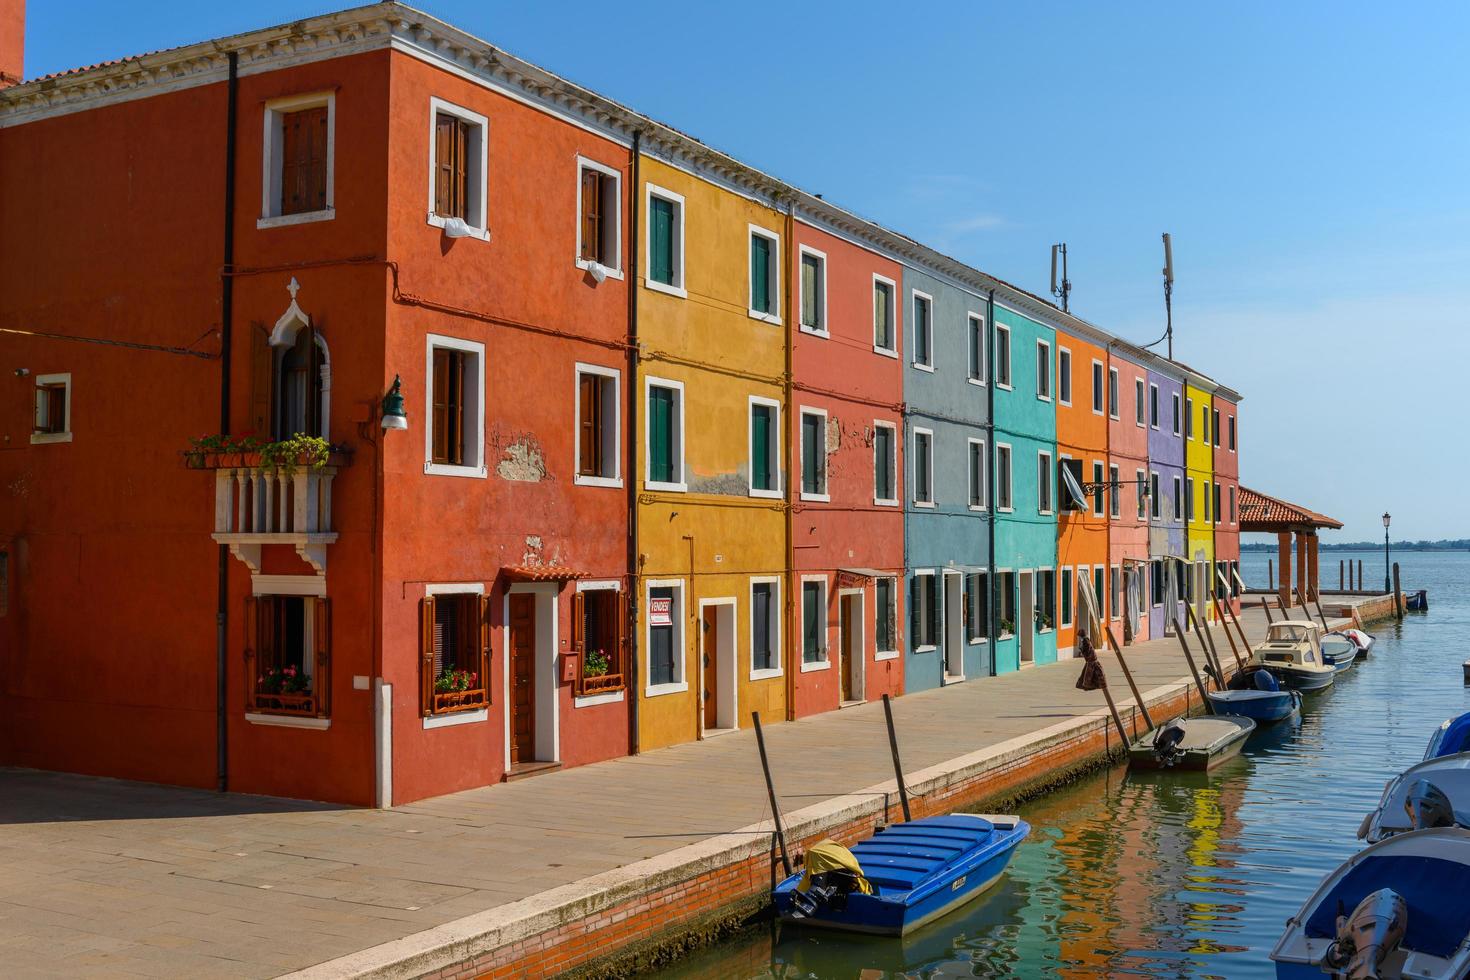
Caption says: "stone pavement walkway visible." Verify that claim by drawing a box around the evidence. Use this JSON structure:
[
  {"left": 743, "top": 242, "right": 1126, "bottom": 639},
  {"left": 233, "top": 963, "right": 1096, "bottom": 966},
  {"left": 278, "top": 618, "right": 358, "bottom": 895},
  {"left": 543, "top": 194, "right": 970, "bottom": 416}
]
[{"left": 0, "top": 605, "right": 1313, "bottom": 978}]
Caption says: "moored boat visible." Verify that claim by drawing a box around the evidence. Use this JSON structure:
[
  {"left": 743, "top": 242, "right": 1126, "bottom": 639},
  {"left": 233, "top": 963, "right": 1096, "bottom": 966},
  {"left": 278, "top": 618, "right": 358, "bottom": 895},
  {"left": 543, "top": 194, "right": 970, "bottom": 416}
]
[
  {"left": 1321, "top": 632, "right": 1359, "bottom": 674},
  {"left": 1406, "top": 589, "right": 1428, "bottom": 611},
  {"left": 1340, "top": 627, "right": 1375, "bottom": 658},
  {"left": 1271, "top": 827, "right": 1470, "bottom": 979},
  {"left": 1252, "top": 621, "right": 1336, "bottom": 691},
  {"left": 1359, "top": 752, "right": 1470, "bottom": 843},
  {"left": 1425, "top": 712, "right": 1470, "bottom": 761},
  {"left": 1127, "top": 715, "right": 1256, "bottom": 771},
  {"left": 1206, "top": 667, "right": 1302, "bottom": 724},
  {"left": 774, "top": 814, "right": 1030, "bottom": 935}
]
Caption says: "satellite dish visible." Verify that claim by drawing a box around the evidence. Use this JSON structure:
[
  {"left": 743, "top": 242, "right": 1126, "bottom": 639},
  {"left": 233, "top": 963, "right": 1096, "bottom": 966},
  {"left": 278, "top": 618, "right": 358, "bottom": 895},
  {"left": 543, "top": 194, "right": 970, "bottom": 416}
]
[{"left": 1061, "top": 464, "right": 1088, "bottom": 511}]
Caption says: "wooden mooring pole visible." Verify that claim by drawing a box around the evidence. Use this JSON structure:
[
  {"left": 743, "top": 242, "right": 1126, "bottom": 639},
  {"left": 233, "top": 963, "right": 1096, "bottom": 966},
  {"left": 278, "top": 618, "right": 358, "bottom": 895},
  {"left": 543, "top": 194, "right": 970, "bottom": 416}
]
[
  {"left": 751, "top": 712, "right": 792, "bottom": 876},
  {"left": 1393, "top": 563, "right": 1404, "bottom": 619},
  {"left": 1172, "top": 616, "right": 1211, "bottom": 704},
  {"left": 1339, "top": 560, "right": 1344, "bottom": 591},
  {"left": 1185, "top": 601, "right": 1226, "bottom": 688},
  {"left": 1261, "top": 596, "right": 1274, "bottom": 624},
  {"left": 1218, "top": 589, "right": 1252, "bottom": 652},
  {"left": 1268, "top": 558, "right": 1275, "bottom": 591},
  {"left": 1358, "top": 560, "right": 1364, "bottom": 593},
  {"left": 1212, "top": 596, "right": 1245, "bottom": 670},
  {"left": 1297, "top": 586, "right": 1328, "bottom": 631},
  {"left": 881, "top": 695, "right": 912, "bottom": 823},
  {"left": 1105, "top": 625, "right": 1154, "bottom": 732}
]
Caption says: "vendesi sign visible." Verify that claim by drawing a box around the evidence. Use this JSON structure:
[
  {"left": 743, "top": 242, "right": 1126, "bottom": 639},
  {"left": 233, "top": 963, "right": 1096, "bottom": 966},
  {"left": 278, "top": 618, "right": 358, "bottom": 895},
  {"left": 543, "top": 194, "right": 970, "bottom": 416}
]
[{"left": 649, "top": 596, "right": 673, "bottom": 627}]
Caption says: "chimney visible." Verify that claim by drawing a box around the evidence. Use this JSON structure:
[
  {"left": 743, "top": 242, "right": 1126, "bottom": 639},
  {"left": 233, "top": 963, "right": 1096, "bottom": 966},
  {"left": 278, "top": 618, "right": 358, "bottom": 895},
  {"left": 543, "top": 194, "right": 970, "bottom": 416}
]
[{"left": 0, "top": 0, "right": 23, "bottom": 89}]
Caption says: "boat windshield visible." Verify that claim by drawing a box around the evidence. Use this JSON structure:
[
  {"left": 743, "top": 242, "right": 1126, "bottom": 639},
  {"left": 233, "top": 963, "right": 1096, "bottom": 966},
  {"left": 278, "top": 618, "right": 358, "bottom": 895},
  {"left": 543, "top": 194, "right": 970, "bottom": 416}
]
[{"left": 1268, "top": 625, "right": 1310, "bottom": 643}]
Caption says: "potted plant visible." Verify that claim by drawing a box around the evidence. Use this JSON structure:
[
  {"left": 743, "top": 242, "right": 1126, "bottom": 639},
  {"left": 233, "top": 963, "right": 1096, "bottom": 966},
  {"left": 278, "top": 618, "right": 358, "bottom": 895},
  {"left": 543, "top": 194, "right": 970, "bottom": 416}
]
[
  {"left": 999, "top": 617, "right": 1015, "bottom": 637},
  {"left": 259, "top": 664, "right": 311, "bottom": 696},
  {"left": 434, "top": 668, "right": 479, "bottom": 694},
  {"left": 583, "top": 649, "right": 610, "bottom": 678}
]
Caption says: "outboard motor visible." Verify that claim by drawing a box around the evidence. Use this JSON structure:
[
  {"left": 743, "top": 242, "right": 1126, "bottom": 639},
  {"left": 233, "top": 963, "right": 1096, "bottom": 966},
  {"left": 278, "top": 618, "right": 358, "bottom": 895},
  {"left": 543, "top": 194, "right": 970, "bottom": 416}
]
[
  {"left": 1322, "top": 888, "right": 1407, "bottom": 979},
  {"left": 1405, "top": 778, "right": 1456, "bottom": 830},
  {"left": 1152, "top": 719, "right": 1187, "bottom": 767}
]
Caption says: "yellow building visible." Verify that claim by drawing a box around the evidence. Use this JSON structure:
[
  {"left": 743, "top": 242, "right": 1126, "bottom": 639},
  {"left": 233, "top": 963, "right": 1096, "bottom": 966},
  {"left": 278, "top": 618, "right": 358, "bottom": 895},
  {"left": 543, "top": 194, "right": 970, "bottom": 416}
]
[
  {"left": 634, "top": 155, "right": 790, "bottom": 751},
  {"left": 1184, "top": 379, "right": 1216, "bottom": 622}
]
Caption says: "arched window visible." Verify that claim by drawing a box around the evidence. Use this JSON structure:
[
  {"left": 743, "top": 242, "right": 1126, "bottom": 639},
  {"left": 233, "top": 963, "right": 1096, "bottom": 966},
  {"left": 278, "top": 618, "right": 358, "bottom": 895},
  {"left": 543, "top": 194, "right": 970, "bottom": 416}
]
[{"left": 276, "top": 326, "right": 324, "bottom": 439}]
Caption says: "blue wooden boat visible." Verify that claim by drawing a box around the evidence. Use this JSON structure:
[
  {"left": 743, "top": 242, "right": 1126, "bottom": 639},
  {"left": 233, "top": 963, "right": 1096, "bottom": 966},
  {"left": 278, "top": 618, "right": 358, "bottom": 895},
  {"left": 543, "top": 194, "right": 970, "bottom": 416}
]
[
  {"left": 1321, "top": 632, "right": 1358, "bottom": 673},
  {"left": 1271, "top": 828, "right": 1470, "bottom": 978},
  {"left": 1406, "top": 589, "right": 1428, "bottom": 611},
  {"left": 1206, "top": 668, "right": 1302, "bottom": 723},
  {"left": 1426, "top": 713, "right": 1470, "bottom": 760},
  {"left": 773, "top": 814, "right": 1030, "bottom": 935}
]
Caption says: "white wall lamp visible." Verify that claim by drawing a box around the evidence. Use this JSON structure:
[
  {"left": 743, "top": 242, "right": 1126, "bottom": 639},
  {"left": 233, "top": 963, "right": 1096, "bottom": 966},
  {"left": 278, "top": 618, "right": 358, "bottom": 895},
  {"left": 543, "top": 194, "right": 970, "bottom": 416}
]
[{"left": 381, "top": 375, "right": 408, "bottom": 431}]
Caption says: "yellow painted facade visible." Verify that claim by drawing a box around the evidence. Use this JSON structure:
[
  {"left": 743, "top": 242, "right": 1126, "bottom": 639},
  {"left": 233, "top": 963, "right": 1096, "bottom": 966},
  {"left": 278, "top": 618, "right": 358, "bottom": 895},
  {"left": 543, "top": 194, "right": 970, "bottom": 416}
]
[
  {"left": 1184, "top": 381, "right": 1215, "bottom": 619},
  {"left": 634, "top": 156, "right": 789, "bottom": 751}
]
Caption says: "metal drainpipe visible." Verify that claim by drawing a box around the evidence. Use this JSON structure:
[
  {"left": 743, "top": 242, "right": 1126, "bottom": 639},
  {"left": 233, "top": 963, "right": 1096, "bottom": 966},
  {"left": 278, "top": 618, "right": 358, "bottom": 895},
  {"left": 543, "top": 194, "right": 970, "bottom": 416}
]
[
  {"left": 215, "top": 50, "right": 239, "bottom": 794},
  {"left": 985, "top": 289, "right": 997, "bottom": 675},
  {"left": 782, "top": 197, "right": 796, "bottom": 721},
  {"left": 626, "top": 131, "right": 642, "bottom": 755}
]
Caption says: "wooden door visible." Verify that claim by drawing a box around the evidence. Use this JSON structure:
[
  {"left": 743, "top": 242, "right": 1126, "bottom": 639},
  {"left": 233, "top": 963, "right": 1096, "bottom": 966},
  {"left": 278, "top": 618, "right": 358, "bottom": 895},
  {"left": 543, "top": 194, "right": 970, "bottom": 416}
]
[
  {"left": 702, "top": 606, "right": 719, "bottom": 731},
  {"left": 839, "top": 598, "right": 855, "bottom": 702},
  {"left": 509, "top": 594, "right": 536, "bottom": 764}
]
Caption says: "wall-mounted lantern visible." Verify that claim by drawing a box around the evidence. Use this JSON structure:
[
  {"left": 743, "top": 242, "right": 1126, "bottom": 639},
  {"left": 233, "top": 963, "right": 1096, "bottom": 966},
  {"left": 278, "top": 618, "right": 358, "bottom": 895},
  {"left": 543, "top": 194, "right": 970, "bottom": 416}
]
[{"left": 381, "top": 375, "right": 408, "bottom": 431}]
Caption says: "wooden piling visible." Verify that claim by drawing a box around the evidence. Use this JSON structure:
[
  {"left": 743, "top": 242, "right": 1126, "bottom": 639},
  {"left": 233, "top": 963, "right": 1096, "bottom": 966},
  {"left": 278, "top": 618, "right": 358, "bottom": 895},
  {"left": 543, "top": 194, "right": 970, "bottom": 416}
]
[
  {"left": 1268, "top": 558, "right": 1275, "bottom": 590},
  {"left": 751, "top": 712, "right": 791, "bottom": 877},
  {"left": 1358, "top": 560, "right": 1363, "bottom": 592},
  {"left": 1393, "top": 563, "right": 1404, "bottom": 619},
  {"left": 1339, "top": 560, "right": 1344, "bottom": 591},
  {"left": 1212, "top": 596, "right": 1245, "bottom": 670},
  {"left": 1186, "top": 601, "right": 1227, "bottom": 688},
  {"left": 1172, "top": 616, "right": 1211, "bottom": 704},
  {"left": 881, "top": 695, "right": 911, "bottom": 823},
  {"left": 1105, "top": 625, "right": 1154, "bottom": 732},
  {"left": 1297, "top": 587, "right": 1328, "bottom": 631},
  {"left": 1261, "top": 596, "right": 1274, "bottom": 624}
]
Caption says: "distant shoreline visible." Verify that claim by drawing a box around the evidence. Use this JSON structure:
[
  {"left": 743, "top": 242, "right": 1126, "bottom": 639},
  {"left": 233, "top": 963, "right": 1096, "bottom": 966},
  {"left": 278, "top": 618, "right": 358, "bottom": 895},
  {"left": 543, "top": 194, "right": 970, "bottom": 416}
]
[{"left": 1241, "top": 544, "right": 1468, "bottom": 553}]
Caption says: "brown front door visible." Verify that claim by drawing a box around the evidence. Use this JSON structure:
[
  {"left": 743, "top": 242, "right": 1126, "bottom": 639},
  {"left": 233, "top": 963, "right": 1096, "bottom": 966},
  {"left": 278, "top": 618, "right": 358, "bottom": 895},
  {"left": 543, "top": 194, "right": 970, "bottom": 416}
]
[
  {"left": 702, "top": 606, "right": 719, "bottom": 732},
  {"left": 509, "top": 593, "right": 536, "bottom": 764},
  {"left": 839, "top": 597, "right": 855, "bottom": 702}
]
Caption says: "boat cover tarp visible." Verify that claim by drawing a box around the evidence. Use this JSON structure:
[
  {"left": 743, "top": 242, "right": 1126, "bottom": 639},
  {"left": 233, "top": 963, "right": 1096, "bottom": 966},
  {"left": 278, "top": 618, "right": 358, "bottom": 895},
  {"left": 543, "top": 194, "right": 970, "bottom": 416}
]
[
  {"left": 1304, "top": 855, "right": 1470, "bottom": 957},
  {"left": 797, "top": 840, "right": 874, "bottom": 895},
  {"left": 847, "top": 816, "right": 995, "bottom": 893},
  {"left": 1432, "top": 713, "right": 1470, "bottom": 759}
]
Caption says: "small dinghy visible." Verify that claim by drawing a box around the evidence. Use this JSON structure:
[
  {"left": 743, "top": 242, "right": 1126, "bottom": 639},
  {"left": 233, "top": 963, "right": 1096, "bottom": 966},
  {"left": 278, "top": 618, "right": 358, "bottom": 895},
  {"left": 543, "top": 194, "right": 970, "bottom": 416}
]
[
  {"left": 1321, "top": 632, "right": 1359, "bottom": 674},
  {"left": 1271, "top": 827, "right": 1470, "bottom": 979},
  {"left": 1425, "top": 713, "right": 1470, "bottom": 761},
  {"left": 1206, "top": 667, "right": 1302, "bottom": 724},
  {"left": 1359, "top": 753, "right": 1470, "bottom": 843},
  {"left": 1127, "top": 715, "right": 1256, "bottom": 771},
  {"left": 1252, "top": 621, "right": 1336, "bottom": 692},
  {"left": 1406, "top": 590, "right": 1428, "bottom": 611},
  {"left": 773, "top": 815, "right": 1030, "bottom": 935},
  {"left": 1340, "top": 627, "right": 1376, "bottom": 659}
]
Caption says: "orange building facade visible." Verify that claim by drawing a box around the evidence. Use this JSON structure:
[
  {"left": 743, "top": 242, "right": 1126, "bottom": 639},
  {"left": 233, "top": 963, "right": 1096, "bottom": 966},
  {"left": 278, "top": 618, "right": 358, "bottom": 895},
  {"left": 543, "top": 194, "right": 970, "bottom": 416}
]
[{"left": 1054, "top": 328, "right": 1110, "bottom": 659}]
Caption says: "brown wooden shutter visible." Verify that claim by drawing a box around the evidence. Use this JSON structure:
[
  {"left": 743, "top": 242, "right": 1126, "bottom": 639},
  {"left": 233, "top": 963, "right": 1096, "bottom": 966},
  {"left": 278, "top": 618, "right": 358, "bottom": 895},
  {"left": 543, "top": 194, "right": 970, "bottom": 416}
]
[
  {"left": 434, "top": 113, "right": 454, "bottom": 217},
  {"left": 306, "top": 107, "right": 328, "bottom": 213},
  {"left": 452, "top": 119, "right": 468, "bottom": 219},
  {"left": 431, "top": 349, "right": 450, "bottom": 463},
  {"left": 616, "top": 590, "right": 628, "bottom": 681},
  {"left": 420, "top": 595, "right": 436, "bottom": 716},
  {"left": 447, "top": 350, "right": 464, "bottom": 466},
  {"left": 314, "top": 597, "right": 331, "bottom": 718},
  {"left": 479, "top": 594, "right": 492, "bottom": 698},
  {"left": 250, "top": 325, "right": 274, "bottom": 438},
  {"left": 580, "top": 169, "right": 601, "bottom": 262},
  {"left": 305, "top": 322, "right": 322, "bottom": 438},
  {"left": 244, "top": 595, "right": 259, "bottom": 711},
  {"left": 281, "top": 112, "right": 302, "bottom": 215},
  {"left": 570, "top": 591, "right": 585, "bottom": 654},
  {"left": 578, "top": 374, "right": 598, "bottom": 476}
]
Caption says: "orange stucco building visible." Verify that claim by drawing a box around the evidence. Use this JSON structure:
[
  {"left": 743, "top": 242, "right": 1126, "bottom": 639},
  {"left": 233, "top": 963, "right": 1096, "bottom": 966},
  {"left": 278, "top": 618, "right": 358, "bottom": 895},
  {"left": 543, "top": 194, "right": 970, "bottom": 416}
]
[{"left": 1054, "top": 328, "right": 1110, "bottom": 659}]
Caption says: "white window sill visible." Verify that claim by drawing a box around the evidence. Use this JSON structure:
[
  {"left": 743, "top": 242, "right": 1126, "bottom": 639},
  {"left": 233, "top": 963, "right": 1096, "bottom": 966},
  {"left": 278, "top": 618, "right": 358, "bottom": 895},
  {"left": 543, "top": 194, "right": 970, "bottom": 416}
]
[
  {"left": 646, "top": 279, "right": 687, "bottom": 299},
  {"left": 575, "top": 474, "right": 623, "bottom": 489},
  {"left": 575, "top": 258, "right": 624, "bottom": 280},
  {"left": 799, "top": 325, "right": 829, "bottom": 338},
  {"left": 969, "top": 637, "right": 989, "bottom": 645},
  {"left": 1110, "top": 414, "right": 1120, "bottom": 422},
  {"left": 968, "top": 505, "right": 987, "bottom": 512},
  {"left": 800, "top": 657, "right": 831, "bottom": 673},
  {"left": 426, "top": 461, "right": 488, "bottom": 479},
  {"left": 1039, "top": 628, "right": 1053, "bottom": 635},
  {"left": 749, "top": 667, "right": 783, "bottom": 682},
  {"left": 875, "top": 650, "right": 900, "bottom": 662},
  {"left": 912, "top": 362, "right": 935, "bottom": 373},
  {"left": 1037, "top": 395, "right": 1052, "bottom": 403},
  {"left": 1039, "top": 510, "right": 1054, "bottom": 517},
  {"left": 873, "top": 346, "right": 899, "bottom": 359},
  {"left": 645, "top": 480, "right": 687, "bottom": 494},
  {"left": 748, "top": 310, "right": 782, "bottom": 325},
  {"left": 915, "top": 644, "right": 937, "bottom": 654},
  {"left": 30, "top": 431, "right": 72, "bottom": 445},
  {"left": 943, "top": 673, "right": 966, "bottom": 684},
  {"left": 257, "top": 208, "right": 335, "bottom": 230},
  {"left": 1059, "top": 399, "right": 1072, "bottom": 408},
  {"left": 423, "top": 708, "right": 488, "bottom": 729},
  {"left": 967, "top": 377, "right": 987, "bottom": 388},
  {"left": 645, "top": 681, "right": 688, "bottom": 698},
  {"left": 874, "top": 497, "right": 899, "bottom": 507},
  {"left": 573, "top": 691, "right": 625, "bottom": 708},
  {"left": 1093, "top": 408, "right": 1106, "bottom": 417},
  {"left": 426, "top": 212, "right": 490, "bottom": 241},
  {"left": 998, "top": 506, "right": 1014, "bottom": 513},
  {"left": 996, "top": 382, "right": 1013, "bottom": 391},
  {"left": 800, "top": 491, "right": 831, "bottom": 503},
  {"left": 245, "top": 713, "right": 330, "bottom": 730},
  {"left": 749, "top": 487, "right": 783, "bottom": 499},
  {"left": 913, "top": 500, "right": 936, "bottom": 509},
  {"left": 1136, "top": 421, "right": 1147, "bottom": 428},
  {"left": 1150, "top": 424, "right": 1160, "bottom": 431}
]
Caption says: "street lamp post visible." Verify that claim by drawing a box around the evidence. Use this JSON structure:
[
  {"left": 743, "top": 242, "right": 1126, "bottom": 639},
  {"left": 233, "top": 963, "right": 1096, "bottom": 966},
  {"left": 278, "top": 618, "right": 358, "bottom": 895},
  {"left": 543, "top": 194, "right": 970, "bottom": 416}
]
[{"left": 1382, "top": 512, "right": 1392, "bottom": 593}]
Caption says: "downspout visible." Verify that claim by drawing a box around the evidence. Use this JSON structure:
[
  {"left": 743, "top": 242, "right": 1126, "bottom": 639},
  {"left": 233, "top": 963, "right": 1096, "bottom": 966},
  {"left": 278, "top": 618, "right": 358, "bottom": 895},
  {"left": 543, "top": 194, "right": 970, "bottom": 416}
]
[
  {"left": 215, "top": 50, "right": 239, "bottom": 793},
  {"left": 626, "top": 131, "right": 642, "bottom": 754},
  {"left": 783, "top": 197, "right": 797, "bottom": 721},
  {"left": 985, "top": 289, "right": 997, "bottom": 675}
]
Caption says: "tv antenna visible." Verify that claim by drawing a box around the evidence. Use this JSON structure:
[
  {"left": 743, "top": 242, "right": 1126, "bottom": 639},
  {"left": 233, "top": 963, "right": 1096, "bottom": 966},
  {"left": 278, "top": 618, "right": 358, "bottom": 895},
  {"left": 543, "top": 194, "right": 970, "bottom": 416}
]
[{"left": 1050, "top": 243, "right": 1071, "bottom": 313}]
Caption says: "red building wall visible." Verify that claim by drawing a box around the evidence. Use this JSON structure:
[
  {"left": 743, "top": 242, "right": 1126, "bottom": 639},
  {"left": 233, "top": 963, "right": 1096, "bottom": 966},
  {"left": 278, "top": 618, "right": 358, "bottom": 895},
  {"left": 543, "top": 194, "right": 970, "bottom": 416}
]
[
  {"left": 788, "top": 221, "right": 905, "bottom": 718},
  {"left": 1107, "top": 352, "right": 1150, "bottom": 643},
  {"left": 1214, "top": 396, "right": 1241, "bottom": 613}
]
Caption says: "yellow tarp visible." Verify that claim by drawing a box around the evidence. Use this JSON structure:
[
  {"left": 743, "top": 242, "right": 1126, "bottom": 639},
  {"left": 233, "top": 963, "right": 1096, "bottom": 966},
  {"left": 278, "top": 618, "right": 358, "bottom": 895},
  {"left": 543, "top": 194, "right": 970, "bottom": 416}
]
[{"left": 797, "top": 839, "right": 874, "bottom": 895}]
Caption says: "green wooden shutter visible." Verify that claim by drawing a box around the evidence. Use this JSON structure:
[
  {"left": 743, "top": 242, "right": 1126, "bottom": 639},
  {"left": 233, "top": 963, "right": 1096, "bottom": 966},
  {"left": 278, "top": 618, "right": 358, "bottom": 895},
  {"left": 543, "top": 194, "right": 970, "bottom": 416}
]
[
  {"left": 801, "top": 254, "right": 818, "bottom": 327},
  {"left": 874, "top": 426, "right": 890, "bottom": 500},
  {"left": 751, "top": 234, "right": 770, "bottom": 313},
  {"left": 649, "top": 387, "right": 672, "bottom": 483},
  {"left": 650, "top": 198, "right": 673, "bottom": 285},
  {"left": 802, "top": 413, "right": 820, "bottom": 493},
  {"left": 751, "top": 404, "right": 771, "bottom": 490},
  {"left": 909, "top": 576, "right": 921, "bottom": 648},
  {"left": 930, "top": 576, "right": 942, "bottom": 650}
]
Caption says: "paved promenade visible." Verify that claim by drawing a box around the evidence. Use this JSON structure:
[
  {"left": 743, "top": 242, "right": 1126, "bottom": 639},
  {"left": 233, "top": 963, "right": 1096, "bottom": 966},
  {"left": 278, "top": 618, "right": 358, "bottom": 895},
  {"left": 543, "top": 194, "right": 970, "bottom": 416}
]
[{"left": 0, "top": 604, "right": 1329, "bottom": 978}]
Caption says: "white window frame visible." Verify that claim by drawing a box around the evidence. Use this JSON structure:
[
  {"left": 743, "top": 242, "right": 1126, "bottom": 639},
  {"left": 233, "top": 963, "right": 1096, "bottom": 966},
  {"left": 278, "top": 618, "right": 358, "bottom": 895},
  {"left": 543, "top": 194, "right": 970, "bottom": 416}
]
[
  {"left": 1173, "top": 475, "right": 1183, "bottom": 521},
  {"left": 910, "top": 290, "right": 934, "bottom": 371},
  {"left": 996, "top": 443, "right": 1013, "bottom": 512},
  {"left": 1036, "top": 339, "right": 1052, "bottom": 402},
  {"left": 574, "top": 156, "right": 623, "bottom": 278},
  {"left": 645, "top": 183, "right": 687, "bottom": 298},
  {"left": 1134, "top": 377, "right": 1146, "bottom": 427},
  {"left": 1059, "top": 566, "right": 1074, "bottom": 628},
  {"left": 573, "top": 580, "right": 626, "bottom": 708},
  {"left": 1136, "top": 468, "right": 1147, "bottom": 521},
  {"left": 748, "top": 395, "right": 782, "bottom": 499},
  {"left": 1091, "top": 359, "right": 1104, "bottom": 415},
  {"left": 875, "top": 576, "right": 900, "bottom": 661},
  {"left": 421, "top": 581, "right": 489, "bottom": 729},
  {"left": 1037, "top": 450, "right": 1054, "bottom": 516},
  {"left": 872, "top": 274, "right": 898, "bottom": 357},
  {"left": 967, "top": 313, "right": 987, "bottom": 386},
  {"left": 1111, "top": 564, "right": 1123, "bottom": 622},
  {"left": 1108, "top": 464, "right": 1120, "bottom": 518},
  {"left": 424, "top": 96, "right": 489, "bottom": 241},
  {"left": 424, "top": 334, "right": 487, "bottom": 478},
  {"left": 966, "top": 570, "right": 990, "bottom": 645},
  {"left": 799, "top": 575, "right": 830, "bottom": 671},
  {"left": 259, "top": 91, "right": 336, "bottom": 229},
  {"left": 1230, "top": 484, "right": 1238, "bottom": 524},
  {"left": 797, "top": 244, "right": 828, "bottom": 337},
  {"left": 748, "top": 576, "right": 783, "bottom": 681},
  {"left": 1057, "top": 346, "right": 1071, "bottom": 406},
  {"left": 912, "top": 426, "right": 935, "bottom": 507},
  {"left": 574, "top": 362, "right": 621, "bottom": 489},
  {"left": 1186, "top": 397, "right": 1195, "bottom": 440},
  {"left": 1107, "top": 367, "right": 1120, "bottom": 419},
  {"left": 748, "top": 224, "right": 782, "bottom": 324},
  {"left": 1091, "top": 461, "right": 1105, "bottom": 517},
  {"left": 1228, "top": 414, "right": 1237, "bottom": 452},
  {"left": 1149, "top": 383, "right": 1160, "bottom": 429},
  {"left": 644, "top": 578, "right": 688, "bottom": 697},
  {"left": 1037, "top": 566, "right": 1055, "bottom": 634},
  {"left": 1173, "top": 392, "right": 1182, "bottom": 436},
  {"left": 873, "top": 420, "right": 899, "bottom": 507},
  {"left": 31, "top": 372, "right": 72, "bottom": 445},
  {"left": 798, "top": 406, "right": 830, "bottom": 502},
  {"left": 967, "top": 437, "right": 987, "bottom": 512},
  {"left": 913, "top": 569, "right": 937, "bottom": 653},
  {"left": 995, "top": 324, "right": 1012, "bottom": 389},
  {"left": 644, "top": 376, "right": 687, "bottom": 493}
]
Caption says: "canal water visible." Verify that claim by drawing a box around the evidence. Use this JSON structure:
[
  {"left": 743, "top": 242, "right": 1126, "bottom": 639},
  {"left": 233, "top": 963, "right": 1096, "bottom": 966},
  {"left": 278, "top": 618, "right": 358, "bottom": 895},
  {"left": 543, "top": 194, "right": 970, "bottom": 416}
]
[{"left": 651, "top": 551, "right": 1465, "bottom": 978}]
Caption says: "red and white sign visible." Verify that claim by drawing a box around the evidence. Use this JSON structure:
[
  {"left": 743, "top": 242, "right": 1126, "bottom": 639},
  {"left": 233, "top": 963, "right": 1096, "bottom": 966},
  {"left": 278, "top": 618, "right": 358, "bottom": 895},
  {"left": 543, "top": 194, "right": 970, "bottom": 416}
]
[{"left": 649, "top": 596, "right": 673, "bottom": 627}]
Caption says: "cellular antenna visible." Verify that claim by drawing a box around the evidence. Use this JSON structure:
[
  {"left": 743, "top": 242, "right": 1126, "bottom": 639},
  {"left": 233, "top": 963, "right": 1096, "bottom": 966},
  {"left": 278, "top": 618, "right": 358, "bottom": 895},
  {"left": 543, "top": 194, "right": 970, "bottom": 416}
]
[
  {"left": 1161, "top": 233, "right": 1174, "bottom": 359},
  {"left": 1051, "top": 243, "right": 1071, "bottom": 313}
]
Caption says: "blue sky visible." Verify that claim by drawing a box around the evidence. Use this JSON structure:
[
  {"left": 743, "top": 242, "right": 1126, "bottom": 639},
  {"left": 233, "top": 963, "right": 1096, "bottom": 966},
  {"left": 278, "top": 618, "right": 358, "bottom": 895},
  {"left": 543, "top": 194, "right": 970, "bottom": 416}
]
[{"left": 22, "top": 1, "right": 1468, "bottom": 542}]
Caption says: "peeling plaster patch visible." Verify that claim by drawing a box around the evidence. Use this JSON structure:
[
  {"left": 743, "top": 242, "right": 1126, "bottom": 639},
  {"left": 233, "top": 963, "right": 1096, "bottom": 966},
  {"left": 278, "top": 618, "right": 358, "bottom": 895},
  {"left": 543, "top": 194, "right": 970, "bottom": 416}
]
[
  {"left": 825, "top": 418, "right": 841, "bottom": 453},
  {"left": 496, "top": 441, "right": 546, "bottom": 483},
  {"left": 689, "top": 469, "right": 748, "bottom": 496}
]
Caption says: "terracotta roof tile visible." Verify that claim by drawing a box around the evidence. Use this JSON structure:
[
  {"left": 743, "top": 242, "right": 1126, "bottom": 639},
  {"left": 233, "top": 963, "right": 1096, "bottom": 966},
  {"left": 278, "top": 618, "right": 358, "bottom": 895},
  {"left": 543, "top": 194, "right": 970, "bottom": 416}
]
[{"left": 1238, "top": 486, "right": 1343, "bottom": 531}]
